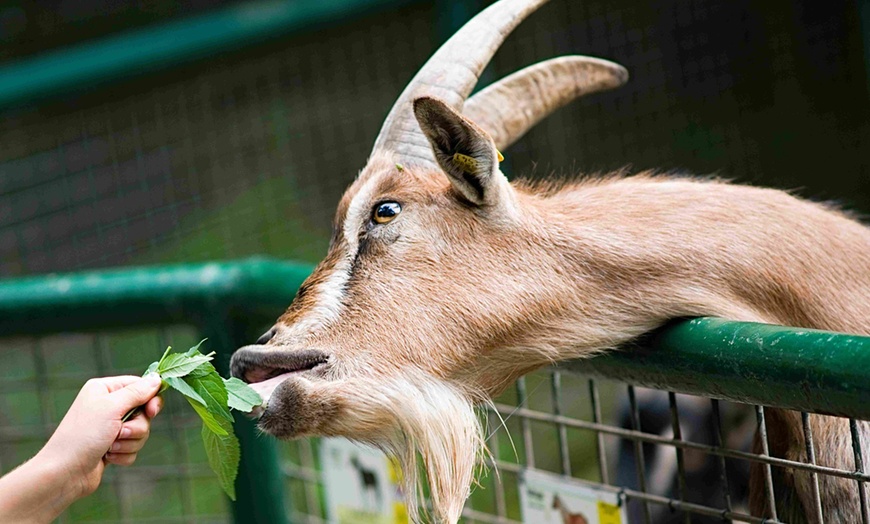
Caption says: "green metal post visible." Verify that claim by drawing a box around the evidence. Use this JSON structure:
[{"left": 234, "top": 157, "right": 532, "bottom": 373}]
[
  {"left": 0, "top": 258, "right": 313, "bottom": 523},
  {"left": 200, "top": 309, "right": 289, "bottom": 524}
]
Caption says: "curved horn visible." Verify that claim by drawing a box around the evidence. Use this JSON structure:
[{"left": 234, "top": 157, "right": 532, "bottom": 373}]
[
  {"left": 463, "top": 56, "right": 628, "bottom": 151},
  {"left": 371, "top": 0, "right": 550, "bottom": 167}
]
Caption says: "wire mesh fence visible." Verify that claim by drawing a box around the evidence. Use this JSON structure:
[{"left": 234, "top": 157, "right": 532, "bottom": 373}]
[
  {"left": 0, "top": 328, "right": 234, "bottom": 523},
  {"left": 277, "top": 369, "right": 870, "bottom": 524},
  {"left": 1, "top": 326, "right": 868, "bottom": 523},
  {"left": 1, "top": 0, "right": 868, "bottom": 278}
]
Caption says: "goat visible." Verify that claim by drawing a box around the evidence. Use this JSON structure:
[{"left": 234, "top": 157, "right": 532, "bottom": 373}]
[
  {"left": 230, "top": 0, "right": 870, "bottom": 521},
  {"left": 552, "top": 495, "right": 589, "bottom": 524}
]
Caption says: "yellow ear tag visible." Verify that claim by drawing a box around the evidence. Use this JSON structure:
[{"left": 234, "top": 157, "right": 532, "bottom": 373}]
[
  {"left": 497, "top": 150, "right": 504, "bottom": 162},
  {"left": 452, "top": 152, "right": 479, "bottom": 174},
  {"left": 395, "top": 163, "right": 404, "bottom": 172}
]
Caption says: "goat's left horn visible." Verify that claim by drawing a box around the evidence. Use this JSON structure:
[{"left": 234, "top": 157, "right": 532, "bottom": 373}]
[
  {"left": 463, "top": 56, "right": 628, "bottom": 151},
  {"left": 370, "top": 0, "right": 550, "bottom": 168}
]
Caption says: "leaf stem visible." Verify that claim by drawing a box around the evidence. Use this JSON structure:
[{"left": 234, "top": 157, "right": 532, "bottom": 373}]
[
  {"left": 121, "top": 406, "right": 141, "bottom": 422},
  {"left": 156, "top": 346, "right": 172, "bottom": 368}
]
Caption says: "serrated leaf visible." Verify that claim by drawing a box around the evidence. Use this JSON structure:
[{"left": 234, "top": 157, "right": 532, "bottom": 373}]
[
  {"left": 202, "top": 417, "right": 239, "bottom": 500},
  {"left": 184, "top": 339, "right": 207, "bottom": 357},
  {"left": 164, "top": 376, "right": 206, "bottom": 405},
  {"left": 223, "top": 377, "right": 263, "bottom": 412},
  {"left": 157, "top": 353, "right": 212, "bottom": 378},
  {"left": 186, "top": 360, "right": 217, "bottom": 378},
  {"left": 183, "top": 372, "right": 232, "bottom": 422},
  {"left": 186, "top": 396, "right": 228, "bottom": 436},
  {"left": 144, "top": 361, "right": 159, "bottom": 375}
]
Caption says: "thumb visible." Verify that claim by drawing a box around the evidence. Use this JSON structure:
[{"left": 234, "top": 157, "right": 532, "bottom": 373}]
[{"left": 112, "top": 374, "right": 162, "bottom": 412}]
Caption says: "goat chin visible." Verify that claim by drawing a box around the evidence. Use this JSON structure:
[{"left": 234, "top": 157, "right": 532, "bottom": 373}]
[{"left": 340, "top": 372, "right": 486, "bottom": 523}]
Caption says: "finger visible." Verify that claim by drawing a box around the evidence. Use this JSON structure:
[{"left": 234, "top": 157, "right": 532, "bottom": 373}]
[
  {"left": 119, "top": 415, "right": 150, "bottom": 440},
  {"left": 109, "top": 437, "right": 147, "bottom": 454},
  {"left": 96, "top": 375, "right": 144, "bottom": 392},
  {"left": 105, "top": 452, "right": 137, "bottom": 467},
  {"left": 111, "top": 375, "right": 162, "bottom": 412},
  {"left": 144, "top": 396, "right": 163, "bottom": 419},
  {"left": 83, "top": 375, "right": 142, "bottom": 394}
]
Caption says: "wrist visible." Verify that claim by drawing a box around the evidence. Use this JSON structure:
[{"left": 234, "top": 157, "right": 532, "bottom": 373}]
[
  {"left": 32, "top": 447, "right": 88, "bottom": 505},
  {"left": 0, "top": 451, "right": 82, "bottom": 524}
]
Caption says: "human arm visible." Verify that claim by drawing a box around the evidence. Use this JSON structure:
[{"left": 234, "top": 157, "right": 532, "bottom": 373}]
[{"left": 0, "top": 375, "right": 163, "bottom": 523}]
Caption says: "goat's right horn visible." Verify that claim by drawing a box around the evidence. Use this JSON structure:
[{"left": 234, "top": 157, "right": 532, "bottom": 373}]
[
  {"left": 370, "top": 0, "right": 550, "bottom": 168},
  {"left": 463, "top": 56, "right": 629, "bottom": 151}
]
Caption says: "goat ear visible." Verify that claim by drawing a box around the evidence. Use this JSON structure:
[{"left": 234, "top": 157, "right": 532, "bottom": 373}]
[{"left": 413, "top": 96, "right": 505, "bottom": 206}]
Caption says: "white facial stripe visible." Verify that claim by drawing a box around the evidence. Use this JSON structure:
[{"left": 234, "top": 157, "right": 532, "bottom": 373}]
[
  {"left": 343, "top": 171, "right": 383, "bottom": 252},
  {"left": 283, "top": 170, "right": 387, "bottom": 339},
  {"left": 283, "top": 257, "right": 351, "bottom": 339}
]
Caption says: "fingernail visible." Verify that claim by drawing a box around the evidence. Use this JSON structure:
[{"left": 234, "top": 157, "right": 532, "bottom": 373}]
[
  {"left": 144, "top": 373, "right": 161, "bottom": 386},
  {"left": 120, "top": 427, "right": 132, "bottom": 438}
]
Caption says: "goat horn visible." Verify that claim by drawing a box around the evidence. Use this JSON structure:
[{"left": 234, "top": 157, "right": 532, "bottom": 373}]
[
  {"left": 371, "top": 0, "right": 550, "bottom": 167},
  {"left": 463, "top": 56, "right": 628, "bottom": 151}
]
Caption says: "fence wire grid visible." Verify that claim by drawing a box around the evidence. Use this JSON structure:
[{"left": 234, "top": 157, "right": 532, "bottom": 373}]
[
  {"left": 279, "top": 371, "right": 870, "bottom": 524},
  {"left": 3, "top": 329, "right": 867, "bottom": 524},
  {"left": 1, "top": 0, "right": 869, "bottom": 523}
]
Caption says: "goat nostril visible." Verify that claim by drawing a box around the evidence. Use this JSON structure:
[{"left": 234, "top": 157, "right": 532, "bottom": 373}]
[{"left": 256, "top": 327, "right": 276, "bottom": 345}]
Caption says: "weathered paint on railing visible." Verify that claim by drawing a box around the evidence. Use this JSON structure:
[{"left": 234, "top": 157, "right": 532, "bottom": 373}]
[{"left": 565, "top": 317, "right": 870, "bottom": 419}]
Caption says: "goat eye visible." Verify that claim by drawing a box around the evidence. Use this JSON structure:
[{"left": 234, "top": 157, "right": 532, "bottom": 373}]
[{"left": 373, "top": 202, "right": 401, "bottom": 224}]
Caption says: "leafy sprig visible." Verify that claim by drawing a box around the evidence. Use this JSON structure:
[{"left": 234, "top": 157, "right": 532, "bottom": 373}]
[{"left": 127, "top": 341, "right": 262, "bottom": 500}]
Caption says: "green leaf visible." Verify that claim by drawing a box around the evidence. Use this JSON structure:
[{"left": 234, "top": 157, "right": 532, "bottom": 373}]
[
  {"left": 184, "top": 339, "right": 207, "bottom": 357},
  {"left": 223, "top": 377, "right": 263, "bottom": 412},
  {"left": 144, "top": 361, "right": 159, "bottom": 376},
  {"left": 186, "top": 397, "right": 228, "bottom": 436},
  {"left": 202, "top": 417, "right": 240, "bottom": 500},
  {"left": 156, "top": 346, "right": 173, "bottom": 368},
  {"left": 186, "top": 360, "right": 218, "bottom": 378},
  {"left": 157, "top": 352, "right": 212, "bottom": 378},
  {"left": 164, "top": 376, "right": 206, "bottom": 405},
  {"left": 183, "top": 372, "right": 232, "bottom": 422},
  {"left": 137, "top": 341, "right": 249, "bottom": 500}
]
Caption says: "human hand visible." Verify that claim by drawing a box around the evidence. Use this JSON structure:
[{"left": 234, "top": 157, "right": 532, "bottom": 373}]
[{"left": 38, "top": 375, "right": 164, "bottom": 500}]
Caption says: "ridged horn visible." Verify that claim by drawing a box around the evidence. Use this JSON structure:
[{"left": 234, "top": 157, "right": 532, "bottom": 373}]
[
  {"left": 371, "top": 0, "right": 550, "bottom": 167},
  {"left": 463, "top": 56, "right": 628, "bottom": 150}
]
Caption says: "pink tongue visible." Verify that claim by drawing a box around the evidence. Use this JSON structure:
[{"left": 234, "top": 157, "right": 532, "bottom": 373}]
[{"left": 249, "top": 372, "right": 295, "bottom": 408}]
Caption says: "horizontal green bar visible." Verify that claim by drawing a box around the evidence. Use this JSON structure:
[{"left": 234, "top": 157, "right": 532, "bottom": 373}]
[
  {"left": 0, "top": 257, "right": 312, "bottom": 335},
  {"left": 2, "top": 261, "right": 868, "bottom": 418},
  {"left": 0, "top": 0, "right": 416, "bottom": 109},
  {"left": 567, "top": 317, "right": 870, "bottom": 419}
]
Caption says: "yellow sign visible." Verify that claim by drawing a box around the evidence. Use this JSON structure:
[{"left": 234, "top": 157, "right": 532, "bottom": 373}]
[{"left": 597, "top": 500, "right": 622, "bottom": 524}]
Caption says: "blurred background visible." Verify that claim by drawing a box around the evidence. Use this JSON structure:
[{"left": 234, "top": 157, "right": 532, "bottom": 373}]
[{"left": 0, "top": 0, "right": 868, "bottom": 522}]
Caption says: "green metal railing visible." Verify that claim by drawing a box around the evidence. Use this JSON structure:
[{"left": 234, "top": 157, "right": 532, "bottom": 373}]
[
  {"left": 0, "top": 258, "right": 310, "bottom": 523},
  {"left": 2, "top": 258, "right": 869, "bottom": 522},
  {"left": 0, "top": 0, "right": 419, "bottom": 110},
  {"left": 568, "top": 317, "right": 870, "bottom": 420}
]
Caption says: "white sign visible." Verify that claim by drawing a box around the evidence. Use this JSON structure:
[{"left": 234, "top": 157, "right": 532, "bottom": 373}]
[
  {"left": 520, "top": 469, "right": 626, "bottom": 524},
  {"left": 320, "top": 438, "right": 409, "bottom": 524}
]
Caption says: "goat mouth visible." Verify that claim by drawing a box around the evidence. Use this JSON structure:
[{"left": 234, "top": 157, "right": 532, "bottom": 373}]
[{"left": 230, "top": 347, "right": 329, "bottom": 409}]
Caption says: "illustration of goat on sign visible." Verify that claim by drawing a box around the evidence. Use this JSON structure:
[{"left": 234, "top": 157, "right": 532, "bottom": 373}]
[{"left": 350, "top": 454, "right": 383, "bottom": 511}]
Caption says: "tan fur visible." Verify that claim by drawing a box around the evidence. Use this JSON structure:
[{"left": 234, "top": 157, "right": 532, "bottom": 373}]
[
  {"left": 229, "top": 1, "right": 870, "bottom": 519},
  {"left": 236, "top": 149, "right": 870, "bottom": 521}
]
